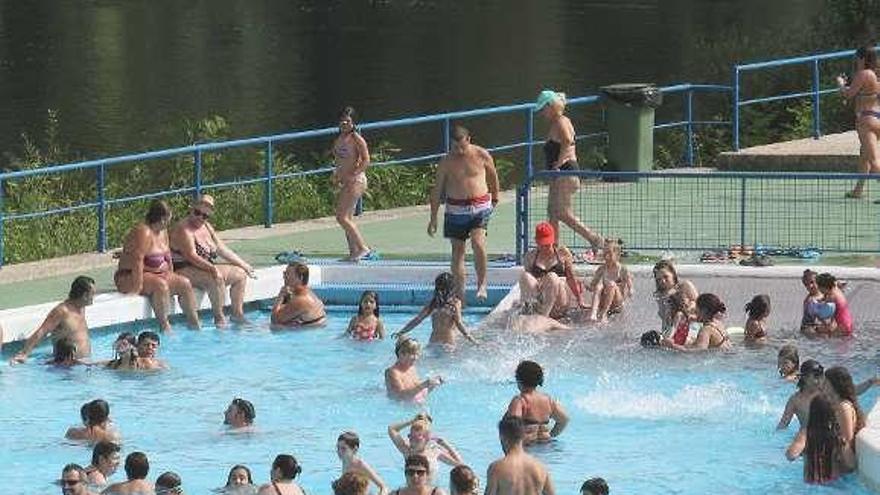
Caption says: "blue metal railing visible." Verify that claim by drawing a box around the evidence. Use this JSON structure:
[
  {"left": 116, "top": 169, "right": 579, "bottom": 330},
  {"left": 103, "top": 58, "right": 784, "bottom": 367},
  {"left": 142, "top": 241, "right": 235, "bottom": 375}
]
[
  {"left": 732, "top": 46, "right": 880, "bottom": 150},
  {"left": 0, "top": 83, "right": 729, "bottom": 267}
]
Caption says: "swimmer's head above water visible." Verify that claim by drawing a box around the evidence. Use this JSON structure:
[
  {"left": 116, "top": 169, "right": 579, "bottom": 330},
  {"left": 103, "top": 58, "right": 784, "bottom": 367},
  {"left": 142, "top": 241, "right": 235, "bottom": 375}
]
[{"left": 515, "top": 360, "right": 544, "bottom": 390}]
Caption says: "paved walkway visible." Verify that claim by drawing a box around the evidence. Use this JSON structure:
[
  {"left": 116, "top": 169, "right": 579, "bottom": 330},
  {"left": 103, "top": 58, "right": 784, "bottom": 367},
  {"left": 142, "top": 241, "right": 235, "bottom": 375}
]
[{"left": 717, "top": 131, "right": 859, "bottom": 171}]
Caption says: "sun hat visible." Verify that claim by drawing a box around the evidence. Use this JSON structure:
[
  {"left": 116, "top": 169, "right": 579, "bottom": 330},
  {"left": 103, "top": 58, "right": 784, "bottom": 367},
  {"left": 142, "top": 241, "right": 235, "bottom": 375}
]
[
  {"left": 534, "top": 221, "right": 555, "bottom": 246},
  {"left": 535, "top": 90, "right": 562, "bottom": 111}
]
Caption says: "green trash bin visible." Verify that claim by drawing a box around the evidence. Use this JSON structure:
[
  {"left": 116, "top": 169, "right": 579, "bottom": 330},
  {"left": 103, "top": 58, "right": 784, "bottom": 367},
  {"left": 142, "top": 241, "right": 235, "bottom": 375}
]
[{"left": 600, "top": 83, "right": 662, "bottom": 180}]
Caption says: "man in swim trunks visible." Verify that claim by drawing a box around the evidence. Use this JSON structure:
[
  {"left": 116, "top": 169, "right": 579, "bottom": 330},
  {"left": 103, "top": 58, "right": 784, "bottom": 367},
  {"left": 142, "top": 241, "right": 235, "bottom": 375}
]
[
  {"left": 428, "top": 125, "right": 500, "bottom": 301},
  {"left": 271, "top": 262, "right": 327, "bottom": 327},
  {"left": 11, "top": 276, "right": 95, "bottom": 364},
  {"left": 484, "top": 416, "right": 555, "bottom": 495}
]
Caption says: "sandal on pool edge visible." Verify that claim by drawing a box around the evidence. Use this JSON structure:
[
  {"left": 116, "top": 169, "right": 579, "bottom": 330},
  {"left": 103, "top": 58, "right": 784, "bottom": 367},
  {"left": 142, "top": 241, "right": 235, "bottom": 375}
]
[{"left": 275, "top": 250, "right": 307, "bottom": 264}]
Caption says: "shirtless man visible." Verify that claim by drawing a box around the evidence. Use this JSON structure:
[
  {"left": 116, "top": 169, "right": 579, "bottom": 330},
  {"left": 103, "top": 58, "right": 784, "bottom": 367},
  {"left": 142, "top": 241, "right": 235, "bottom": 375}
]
[
  {"left": 111, "top": 331, "right": 167, "bottom": 371},
  {"left": 224, "top": 397, "right": 256, "bottom": 432},
  {"left": 428, "top": 125, "right": 500, "bottom": 301},
  {"left": 384, "top": 338, "right": 443, "bottom": 402},
  {"left": 101, "top": 452, "right": 153, "bottom": 495},
  {"left": 271, "top": 262, "right": 327, "bottom": 327},
  {"left": 11, "top": 276, "right": 95, "bottom": 363},
  {"left": 484, "top": 416, "right": 555, "bottom": 495},
  {"left": 60, "top": 464, "right": 98, "bottom": 495}
]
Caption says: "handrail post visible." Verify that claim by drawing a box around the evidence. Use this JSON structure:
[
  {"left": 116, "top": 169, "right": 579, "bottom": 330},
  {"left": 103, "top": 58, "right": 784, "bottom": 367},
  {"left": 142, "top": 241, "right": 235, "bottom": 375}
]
[
  {"left": 733, "top": 66, "right": 741, "bottom": 151},
  {"left": 264, "top": 141, "right": 274, "bottom": 228},
  {"left": 685, "top": 87, "right": 694, "bottom": 166},
  {"left": 518, "top": 107, "right": 535, "bottom": 264},
  {"left": 96, "top": 163, "right": 107, "bottom": 252},
  {"left": 0, "top": 178, "right": 4, "bottom": 267},
  {"left": 739, "top": 177, "right": 747, "bottom": 247},
  {"left": 194, "top": 148, "right": 203, "bottom": 198},
  {"left": 812, "top": 59, "right": 821, "bottom": 139},
  {"left": 443, "top": 118, "right": 451, "bottom": 153},
  {"left": 525, "top": 108, "right": 534, "bottom": 179}
]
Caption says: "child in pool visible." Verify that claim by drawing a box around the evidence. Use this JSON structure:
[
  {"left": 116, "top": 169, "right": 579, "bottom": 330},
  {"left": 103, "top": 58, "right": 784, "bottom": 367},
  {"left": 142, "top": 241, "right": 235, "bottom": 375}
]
[
  {"left": 346, "top": 291, "right": 385, "bottom": 341},
  {"left": 744, "top": 294, "right": 770, "bottom": 344},
  {"left": 778, "top": 359, "right": 825, "bottom": 460},
  {"left": 392, "top": 272, "right": 478, "bottom": 346},
  {"left": 777, "top": 344, "right": 799, "bottom": 382},
  {"left": 588, "top": 239, "right": 633, "bottom": 322},
  {"left": 814, "top": 273, "right": 853, "bottom": 337},
  {"left": 665, "top": 290, "right": 696, "bottom": 345},
  {"left": 799, "top": 269, "right": 822, "bottom": 335}
]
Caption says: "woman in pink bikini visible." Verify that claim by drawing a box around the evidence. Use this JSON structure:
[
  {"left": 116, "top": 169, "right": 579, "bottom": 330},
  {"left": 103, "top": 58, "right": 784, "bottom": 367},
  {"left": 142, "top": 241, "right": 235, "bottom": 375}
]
[
  {"left": 814, "top": 273, "right": 854, "bottom": 337},
  {"left": 114, "top": 200, "right": 200, "bottom": 331},
  {"left": 346, "top": 290, "right": 385, "bottom": 340},
  {"left": 333, "top": 106, "right": 374, "bottom": 261}
]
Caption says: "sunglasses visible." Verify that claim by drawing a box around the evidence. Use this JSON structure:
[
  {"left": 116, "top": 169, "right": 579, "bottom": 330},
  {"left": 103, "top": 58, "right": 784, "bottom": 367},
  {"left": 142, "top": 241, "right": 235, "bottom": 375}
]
[
  {"left": 405, "top": 468, "right": 428, "bottom": 476},
  {"left": 192, "top": 209, "right": 211, "bottom": 219},
  {"left": 61, "top": 479, "right": 82, "bottom": 486}
]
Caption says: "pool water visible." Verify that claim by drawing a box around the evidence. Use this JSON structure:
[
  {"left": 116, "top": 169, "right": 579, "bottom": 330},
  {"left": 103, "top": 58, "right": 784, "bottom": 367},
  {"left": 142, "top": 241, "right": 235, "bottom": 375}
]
[{"left": 2, "top": 276, "right": 880, "bottom": 495}]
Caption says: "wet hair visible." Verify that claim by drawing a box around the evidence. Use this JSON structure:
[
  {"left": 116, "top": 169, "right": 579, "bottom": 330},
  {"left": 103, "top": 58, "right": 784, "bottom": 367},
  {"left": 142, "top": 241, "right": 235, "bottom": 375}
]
[
  {"left": 815, "top": 273, "right": 836, "bottom": 291},
  {"left": 272, "top": 454, "right": 302, "bottom": 480},
  {"left": 515, "top": 360, "right": 544, "bottom": 388},
  {"left": 640, "top": 330, "right": 662, "bottom": 347},
  {"left": 431, "top": 272, "right": 456, "bottom": 309},
  {"left": 61, "top": 463, "right": 88, "bottom": 481},
  {"left": 145, "top": 199, "right": 172, "bottom": 225},
  {"left": 288, "top": 262, "right": 310, "bottom": 285},
  {"left": 338, "top": 431, "right": 360, "bottom": 451},
  {"left": 802, "top": 269, "right": 817, "bottom": 284},
  {"left": 226, "top": 465, "right": 253, "bottom": 486},
  {"left": 358, "top": 291, "right": 380, "bottom": 318},
  {"left": 581, "top": 477, "right": 609, "bottom": 495},
  {"left": 333, "top": 472, "right": 369, "bottom": 495},
  {"left": 695, "top": 293, "right": 726, "bottom": 320},
  {"left": 404, "top": 454, "right": 430, "bottom": 471},
  {"left": 652, "top": 260, "right": 679, "bottom": 294},
  {"left": 395, "top": 337, "right": 420, "bottom": 357},
  {"left": 339, "top": 106, "right": 357, "bottom": 124},
  {"left": 777, "top": 344, "right": 799, "bottom": 369},
  {"left": 69, "top": 275, "right": 95, "bottom": 300},
  {"left": 450, "top": 465, "right": 479, "bottom": 494},
  {"left": 124, "top": 452, "right": 149, "bottom": 480},
  {"left": 745, "top": 294, "right": 770, "bottom": 320},
  {"left": 137, "top": 331, "right": 160, "bottom": 346},
  {"left": 668, "top": 290, "right": 689, "bottom": 315},
  {"left": 91, "top": 441, "right": 120, "bottom": 466},
  {"left": 825, "top": 366, "right": 865, "bottom": 432},
  {"left": 410, "top": 418, "right": 431, "bottom": 434},
  {"left": 155, "top": 471, "right": 182, "bottom": 492},
  {"left": 53, "top": 338, "right": 78, "bottom": 363},
  {"left": 451, "top": 125, "right": 470, "bottom": 142},
  {"left": 232, "top": 398, "right": 256, "bottom": 423},
  {"left": 857, "top": 45, "right": 877, "bottom": 71},
  {"left": 498, "top": 415, "right": 525, "bottom": 443},
  {"left": 797, "top": 359, "right": 824, "bottom": 391},
  {"left": 804, "top": 395, "right": 841, "bottom": 484},
  {"left": 82, "top": 399, "right": 110, "bottom": 427}
]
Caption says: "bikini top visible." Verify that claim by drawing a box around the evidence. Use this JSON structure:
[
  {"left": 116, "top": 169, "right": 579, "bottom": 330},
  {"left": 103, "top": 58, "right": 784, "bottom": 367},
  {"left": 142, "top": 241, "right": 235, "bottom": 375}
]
[
  {"left": 353, "top": 318, "right": 378, "bottom": 340},
  {"left": 543, "top": 140, "right": 561, "bottom": 169},
  {"left": 527, "top": 248, "right": 566, "bottom": 278},
  {"left": 143, "top": 251, "right": 171, "bottom": 269},
  {"left": 518, "top": 392, "right": 551, "bottom": 426}
]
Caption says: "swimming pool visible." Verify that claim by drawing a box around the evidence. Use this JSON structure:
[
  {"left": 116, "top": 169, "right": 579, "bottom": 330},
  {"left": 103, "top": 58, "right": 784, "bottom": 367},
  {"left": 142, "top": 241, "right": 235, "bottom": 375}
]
[{"left": 1, "top": 275, "right": 879, "bottom": 494}]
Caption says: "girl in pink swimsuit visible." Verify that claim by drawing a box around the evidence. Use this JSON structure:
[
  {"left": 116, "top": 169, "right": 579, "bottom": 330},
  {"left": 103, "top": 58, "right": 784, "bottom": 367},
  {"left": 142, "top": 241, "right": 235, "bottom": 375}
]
[
  {"left": 815, "top": 273, "right": 854, "bottom": 337},
  {"left": 346, "top": 291, "right": 385, "bottom": 341}
]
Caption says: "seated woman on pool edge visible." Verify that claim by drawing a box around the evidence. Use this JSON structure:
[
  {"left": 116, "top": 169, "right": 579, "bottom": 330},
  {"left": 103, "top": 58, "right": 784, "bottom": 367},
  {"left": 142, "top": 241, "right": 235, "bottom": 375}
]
[
  {"left": 587, "top": 239, "right": 632, "bottom": 322},
  {"left": 653, "top": 259, "right": 699, "bottom": 335},
  {"left": 662, "top": 293, "right": 731, "bottom": 351},
  {"left": 518, "top": 221, "right": 584, "bottom": 319},
  {"left": 385, "top": 338, "right": 443, "bottom": 402},
  {"left": 392, "top": 273, "right": 477, "bottom": 347},
  {"left": 505, "top": 360, "right": 569, "bottom": 444}
]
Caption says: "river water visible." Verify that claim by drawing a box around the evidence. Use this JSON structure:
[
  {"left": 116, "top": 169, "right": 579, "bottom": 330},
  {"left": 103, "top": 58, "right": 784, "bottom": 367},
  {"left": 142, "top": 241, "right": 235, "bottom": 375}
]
[{"left": 0, "top": 0, "right": 821, "bottom": 161}]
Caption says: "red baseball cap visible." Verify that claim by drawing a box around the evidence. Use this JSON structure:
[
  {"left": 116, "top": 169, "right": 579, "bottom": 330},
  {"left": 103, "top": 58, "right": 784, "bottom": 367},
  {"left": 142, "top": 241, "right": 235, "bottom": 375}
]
[{"left": 535, "top": 222, "right": 555, "bottom": 246}]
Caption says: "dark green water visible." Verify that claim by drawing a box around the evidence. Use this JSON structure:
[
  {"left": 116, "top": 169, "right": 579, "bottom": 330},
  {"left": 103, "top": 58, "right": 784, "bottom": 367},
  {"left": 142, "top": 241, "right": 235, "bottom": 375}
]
[{"left": 0, "top": 0, "right": 821, "bottom": 161}]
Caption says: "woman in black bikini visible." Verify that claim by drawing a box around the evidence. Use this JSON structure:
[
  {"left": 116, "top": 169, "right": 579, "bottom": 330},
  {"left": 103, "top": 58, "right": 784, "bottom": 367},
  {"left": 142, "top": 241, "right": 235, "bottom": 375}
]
[
  {"left": 535, "top": 90, "right": 603, "bottom": 254},
  {"left": 389, "top": 454, "right": 448, "bottom": 495},
  {"left": 504, "top": 360, "right": 569, "bottom": 445},
  {"left": 838, "top": 46, "right": 880, "bottom": 199},
  {"left": 518, "top": 221, "right": 584, "bottom": 319}
]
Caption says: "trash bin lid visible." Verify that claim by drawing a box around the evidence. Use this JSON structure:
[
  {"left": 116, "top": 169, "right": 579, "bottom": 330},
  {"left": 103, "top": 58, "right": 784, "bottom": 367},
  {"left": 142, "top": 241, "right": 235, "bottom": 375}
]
[{"left": 600, "top": 83, "right": 662, "bottom": 108}]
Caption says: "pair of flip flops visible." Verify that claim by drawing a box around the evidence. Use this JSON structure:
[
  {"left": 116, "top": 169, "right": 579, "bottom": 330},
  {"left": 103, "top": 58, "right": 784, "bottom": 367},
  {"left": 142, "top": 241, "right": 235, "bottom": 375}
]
[
  {"left": 754, "top": 245, "right": 821, "bottom": 259},
  {"left": 275, "top": 250, "right": 307, "bottom": 264},
  {"left": 739, "top": 254, "right": 773, "bottom": 267},
  {"left": 357, "top": 250, "right": 381, "bottom": 262}
]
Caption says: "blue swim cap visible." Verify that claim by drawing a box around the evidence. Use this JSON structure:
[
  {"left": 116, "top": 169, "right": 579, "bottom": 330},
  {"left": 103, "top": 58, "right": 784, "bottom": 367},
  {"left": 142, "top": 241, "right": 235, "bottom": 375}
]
[{"left": 535, "top": 90, "right": 562, "bottom": 111}]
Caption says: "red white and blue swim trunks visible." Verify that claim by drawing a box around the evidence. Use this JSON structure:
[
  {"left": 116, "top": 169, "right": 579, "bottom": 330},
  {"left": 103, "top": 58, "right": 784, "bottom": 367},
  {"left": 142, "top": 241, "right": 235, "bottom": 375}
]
[{"left": 443, "top": 194, "right": 493, "bottom": 241}]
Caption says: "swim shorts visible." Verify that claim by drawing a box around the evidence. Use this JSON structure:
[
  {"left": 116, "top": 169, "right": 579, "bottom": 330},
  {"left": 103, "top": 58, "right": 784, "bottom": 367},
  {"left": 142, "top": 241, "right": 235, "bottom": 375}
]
[{"left": 444, "top": 194, "right": 493, "bottom": 241}]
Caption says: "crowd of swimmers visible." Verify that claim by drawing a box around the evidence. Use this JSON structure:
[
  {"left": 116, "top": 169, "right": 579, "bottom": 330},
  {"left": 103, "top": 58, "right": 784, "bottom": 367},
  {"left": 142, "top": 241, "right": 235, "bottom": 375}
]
[{"left": 5, "top": 89, "right": 879, "bottom": 493}]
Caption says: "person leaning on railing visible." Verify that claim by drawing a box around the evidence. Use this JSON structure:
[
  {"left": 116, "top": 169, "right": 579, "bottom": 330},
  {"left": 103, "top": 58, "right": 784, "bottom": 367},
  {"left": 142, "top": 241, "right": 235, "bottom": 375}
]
[
  {"left": 114, "top": 199, "right": 200, "bottom": 332},
  {"left": 838, "top": 46, "right": 880, "bottom": 200},
  {"left": 169, "top": 194, "right": 255, "bottom": 326}
]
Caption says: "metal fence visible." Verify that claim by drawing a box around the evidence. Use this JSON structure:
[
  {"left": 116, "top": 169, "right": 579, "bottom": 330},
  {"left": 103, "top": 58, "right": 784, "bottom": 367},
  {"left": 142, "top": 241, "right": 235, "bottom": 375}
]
[
  {"left": 517, "top": 170, "right": 880, "bottom": 257},
  {"left": 0, "top": 83, "right": 726, "bottom": 267}
]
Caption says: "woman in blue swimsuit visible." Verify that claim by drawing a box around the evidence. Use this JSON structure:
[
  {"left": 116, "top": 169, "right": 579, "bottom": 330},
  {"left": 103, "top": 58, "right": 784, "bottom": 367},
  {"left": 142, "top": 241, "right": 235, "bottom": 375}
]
[{"left": 838, "top": 46, "right": 880, "bottom": 199}]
